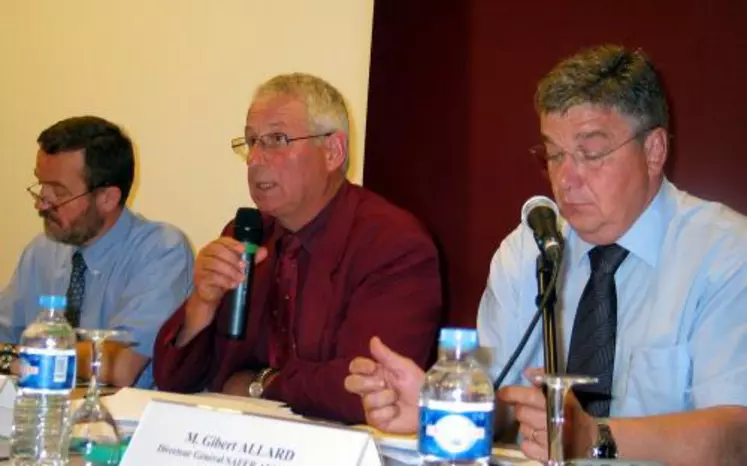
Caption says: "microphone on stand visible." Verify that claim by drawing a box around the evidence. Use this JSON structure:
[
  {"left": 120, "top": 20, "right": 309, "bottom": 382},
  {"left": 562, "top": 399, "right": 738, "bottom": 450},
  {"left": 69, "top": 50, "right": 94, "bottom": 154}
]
[
  {"left": 522, "top": 195, "right": 564, "bottom": 376},
  {"left": 220, "top": 207, "right": 263, "bottom": 340},
  {"left": 492, "top": 195, "right": 566, "bottom": 390},
  {"left": 521, "top": 195, "right": 563, "bottom": 263}
]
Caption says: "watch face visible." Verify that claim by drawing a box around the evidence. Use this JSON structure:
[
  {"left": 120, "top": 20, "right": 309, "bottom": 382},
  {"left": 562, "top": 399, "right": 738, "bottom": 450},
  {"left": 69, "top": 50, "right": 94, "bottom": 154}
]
[{"left": 248, "top": 382, "right": 263, "bottom": 398}]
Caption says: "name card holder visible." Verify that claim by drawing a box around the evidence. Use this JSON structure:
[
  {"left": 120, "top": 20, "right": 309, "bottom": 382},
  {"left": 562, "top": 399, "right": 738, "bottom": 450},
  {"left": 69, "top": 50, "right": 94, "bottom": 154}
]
[{"left": 121, "top": 399, "right": 383, "bottom": 466}]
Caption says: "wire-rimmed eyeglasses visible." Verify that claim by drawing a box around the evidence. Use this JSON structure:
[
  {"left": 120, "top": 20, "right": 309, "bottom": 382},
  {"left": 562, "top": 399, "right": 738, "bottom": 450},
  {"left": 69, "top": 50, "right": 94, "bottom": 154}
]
[
  {"left": 230, "top": 131, "right": 334, "bottom": 159},
  {"left": 26, "top": 182, "right": 104, "bottom": 211},
  {"left": 530, "top": 126, "right": 657, "bottom": 170}
]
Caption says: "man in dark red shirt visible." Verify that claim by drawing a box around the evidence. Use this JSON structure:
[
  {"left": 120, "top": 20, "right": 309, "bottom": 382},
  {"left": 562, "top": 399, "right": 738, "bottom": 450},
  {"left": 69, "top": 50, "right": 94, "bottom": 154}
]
[{"left": 153, "top": 73, "right": 442, "bottom": 424}]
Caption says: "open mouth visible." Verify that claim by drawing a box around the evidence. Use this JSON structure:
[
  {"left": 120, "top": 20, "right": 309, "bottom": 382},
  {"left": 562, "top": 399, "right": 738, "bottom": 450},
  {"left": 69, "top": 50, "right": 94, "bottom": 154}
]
[{"left": 254, "top": 182, "right": 277, "bottom": 191}]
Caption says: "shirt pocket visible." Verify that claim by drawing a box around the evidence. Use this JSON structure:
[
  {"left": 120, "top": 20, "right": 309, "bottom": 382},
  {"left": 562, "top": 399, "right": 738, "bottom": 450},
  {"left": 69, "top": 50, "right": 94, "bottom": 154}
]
[{"left": 623, "top": 343, "right": 692, "bottom": 416}]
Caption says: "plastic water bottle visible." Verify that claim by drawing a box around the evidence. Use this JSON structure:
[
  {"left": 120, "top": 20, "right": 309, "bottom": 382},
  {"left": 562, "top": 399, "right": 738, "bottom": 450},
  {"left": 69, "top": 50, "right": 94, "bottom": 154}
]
[
  {"left": 11, "top": 295, "right": 77, "bottom": 466},
  {"left": 418, "top": 328, "right": 494, "bottom": 466}
]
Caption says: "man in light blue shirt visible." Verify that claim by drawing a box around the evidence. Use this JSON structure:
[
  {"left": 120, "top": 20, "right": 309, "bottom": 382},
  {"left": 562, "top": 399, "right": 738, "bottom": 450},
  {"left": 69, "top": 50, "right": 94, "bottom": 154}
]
[
  {"left": 345, "top": 45, "right": 747, "bottom": 465},
  {"left": 479, "top": 178, "right": 747, "bottom": 416},
  {"left": 0, "top": 116, "right": 194, "bottom": 388}
]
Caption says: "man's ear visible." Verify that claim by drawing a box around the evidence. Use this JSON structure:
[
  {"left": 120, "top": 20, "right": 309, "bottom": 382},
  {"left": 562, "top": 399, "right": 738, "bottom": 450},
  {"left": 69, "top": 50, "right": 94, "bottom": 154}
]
[
  {"left": 323, "top": 131, "right": 347, "bottom": 173},
  {"left": 96, "top": 186, "right": 122, "bottom": 213},
  {"left": 644, "top": 127, "right": 668, "bottom": 177}
]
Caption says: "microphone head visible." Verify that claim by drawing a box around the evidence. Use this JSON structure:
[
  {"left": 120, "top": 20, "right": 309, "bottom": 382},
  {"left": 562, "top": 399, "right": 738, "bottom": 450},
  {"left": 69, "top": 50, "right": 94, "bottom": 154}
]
[
  {"left": 233, "top": 208, "right": 263, "bottom": 244},
  {"left": 521, "top": 195, "right": 559, "bottom": 228}
]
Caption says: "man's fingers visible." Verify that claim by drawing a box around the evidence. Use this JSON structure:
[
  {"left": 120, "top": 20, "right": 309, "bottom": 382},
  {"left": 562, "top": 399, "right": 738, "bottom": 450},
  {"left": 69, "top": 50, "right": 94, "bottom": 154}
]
[
  {"left": 362, "top": 388, "right": 398, "bottom": 412},
  {"left": 367, "top": 404, "right": 399, "bottom": 426},
  {"left": 216, "top": 236, "right": 247, "bottom": 254},
  {"left": 349, "top": 357, "right": 379, "bottom": 375},
  {"left": 514, "top": 404, "right": 547, "bottom": 431},
  {"left": 254, "top": 246, "right": 268, "bottom": 264},
  {"left": 498, "top": 385, "right": 546, "bottom": 409},
  {"left": 520, "top": 436, "right": 548, "bottom": 463},
  {"left": 518, "top": 421, "right": 547, "bottom": 448},
  {"left": 524, "top": 367, "right": 546, "bottom": 387},
  {"left": 344, "top": 373, "right": 385, "bottom": 395},
  {"left": 199, "top": 250, "right": 245, "bottom": 284},
  {"left": 370, "top": 336, "right": 419, "bottom": 377}
]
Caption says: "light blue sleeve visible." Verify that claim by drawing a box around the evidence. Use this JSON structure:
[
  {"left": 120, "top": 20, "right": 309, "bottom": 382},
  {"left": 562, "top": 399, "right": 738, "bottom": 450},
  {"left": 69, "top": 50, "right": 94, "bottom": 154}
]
[
  {"left": 0, "top": 245, "right": 35, "bottom": 343},
  {"left": 689, "top": 235, "right": 747, "bottom": 408},
  {"left": 107, "top": 226, "right": 194, "bottom": 360},
  {"left": 477, "top": 224, "right": 534, "bottom": 387}
]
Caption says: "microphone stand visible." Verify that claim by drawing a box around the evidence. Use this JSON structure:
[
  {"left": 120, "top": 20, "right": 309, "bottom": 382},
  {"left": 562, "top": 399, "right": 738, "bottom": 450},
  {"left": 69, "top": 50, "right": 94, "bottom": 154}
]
[
  {"left": 535, "top": 251, "right": 600, "bottom": 464},
  {"left": 536, "top": 253, "right": 558, "bottom": 375},
  {"left": 536, "top": 253, "right": 566, "bottom": 464}
]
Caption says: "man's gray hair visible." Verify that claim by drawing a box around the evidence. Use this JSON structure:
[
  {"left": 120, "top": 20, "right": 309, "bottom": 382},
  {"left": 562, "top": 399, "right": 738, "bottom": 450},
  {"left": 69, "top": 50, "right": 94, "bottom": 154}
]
[{"left": 535, "top": 44, "right": 669, "bottom": 132}]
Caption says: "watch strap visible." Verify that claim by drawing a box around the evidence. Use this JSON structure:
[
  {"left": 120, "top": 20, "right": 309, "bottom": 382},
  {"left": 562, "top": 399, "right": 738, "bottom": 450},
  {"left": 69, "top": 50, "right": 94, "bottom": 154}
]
[
  {"left": 248, "top": 367, "right": 278, "bottom": 398},
  {"left": 256, "top": 367, "right": 278, "bottom": 387},
  {"left": 590, "top": 418, "right": 618, "bottom": 459}
]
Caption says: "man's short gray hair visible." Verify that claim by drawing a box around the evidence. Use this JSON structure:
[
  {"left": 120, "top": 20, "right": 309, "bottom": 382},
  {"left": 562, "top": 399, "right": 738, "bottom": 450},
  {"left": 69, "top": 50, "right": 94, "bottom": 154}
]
[{"left": 535, "top": 44, "right": 669, "bottom": 132}]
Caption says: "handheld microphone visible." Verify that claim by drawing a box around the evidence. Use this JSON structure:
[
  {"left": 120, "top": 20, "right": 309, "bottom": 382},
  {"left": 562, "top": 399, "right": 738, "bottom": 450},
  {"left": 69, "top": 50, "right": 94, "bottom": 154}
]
[
  {"left": 521, "top": 195, "right": 564, "bottom": 263},
  {"left": 222, "top": 207, "right": 263, "bottom": 340}
]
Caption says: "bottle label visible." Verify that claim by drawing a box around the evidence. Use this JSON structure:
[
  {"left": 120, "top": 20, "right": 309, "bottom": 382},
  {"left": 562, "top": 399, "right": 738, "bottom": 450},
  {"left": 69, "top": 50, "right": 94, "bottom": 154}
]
[
  {"left": 17, "top": 347, "right": 76, "bottom": 394},
  {"left": 418, "top": 400, "right": 494, "bottom": 460}
]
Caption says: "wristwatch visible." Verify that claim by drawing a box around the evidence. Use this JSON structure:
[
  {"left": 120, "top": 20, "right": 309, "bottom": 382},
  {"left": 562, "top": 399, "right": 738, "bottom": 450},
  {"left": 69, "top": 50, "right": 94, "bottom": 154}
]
[
  {"left": 0, "top": 344, "right": 17, "bottom": 375},
  {"left": 248, "top": 368, "right": 278, "bottom": 398},
  {"left": 589, "top": 418, "right": 618, "bottom": 459}
]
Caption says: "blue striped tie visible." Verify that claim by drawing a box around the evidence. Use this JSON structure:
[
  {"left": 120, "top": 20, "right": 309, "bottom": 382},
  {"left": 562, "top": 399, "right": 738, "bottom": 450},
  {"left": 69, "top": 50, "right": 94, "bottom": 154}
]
[{"left": 566, "top": 244, "right": 629, "bottom": 417}]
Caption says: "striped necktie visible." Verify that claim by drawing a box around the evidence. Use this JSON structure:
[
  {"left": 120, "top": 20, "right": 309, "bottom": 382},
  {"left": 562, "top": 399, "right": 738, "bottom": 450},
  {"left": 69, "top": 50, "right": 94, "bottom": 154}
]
[{"left": 566, "top": 244, "right": 629, "bottom": 417}]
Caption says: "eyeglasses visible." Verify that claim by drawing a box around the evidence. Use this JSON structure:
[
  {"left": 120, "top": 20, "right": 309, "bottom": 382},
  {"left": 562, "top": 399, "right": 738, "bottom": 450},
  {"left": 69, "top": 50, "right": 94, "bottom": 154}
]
[
  {"left": 230, "top": 131, "right": 334, "bottom": 159},
  {"left": 26, "top": 182, "right": 102, "bottom": 211},
  {"left": 530, "top": 126, "right": 655, "bottom": 170}
]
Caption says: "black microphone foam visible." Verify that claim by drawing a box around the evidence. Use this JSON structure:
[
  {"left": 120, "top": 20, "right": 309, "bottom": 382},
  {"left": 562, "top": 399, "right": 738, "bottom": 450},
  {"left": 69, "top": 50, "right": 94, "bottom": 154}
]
[
  {"left": 521, "top": 196, "right": 563, "bottom": 263},
  {"left": 222, "top": 207, "right": 263, "bottom": 339}
]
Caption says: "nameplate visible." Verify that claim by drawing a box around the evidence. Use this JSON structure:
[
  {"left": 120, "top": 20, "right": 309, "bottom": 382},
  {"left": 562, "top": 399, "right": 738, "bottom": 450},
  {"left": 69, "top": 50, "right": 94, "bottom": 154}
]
[{"left": 120, "top": 399, "right": 383, "bottom": 466}]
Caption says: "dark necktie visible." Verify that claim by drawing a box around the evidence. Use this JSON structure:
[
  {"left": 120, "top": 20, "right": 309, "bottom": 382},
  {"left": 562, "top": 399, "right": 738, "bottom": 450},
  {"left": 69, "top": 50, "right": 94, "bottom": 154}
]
[
  {"left": 566, "top": 244, "right": 629, "bottom": 417},
  {"left": 65, "top": 251, "right": 87, "bottom": 328},
  {"left": 268, "top": 235, "right": 302, "bottom": 368}
]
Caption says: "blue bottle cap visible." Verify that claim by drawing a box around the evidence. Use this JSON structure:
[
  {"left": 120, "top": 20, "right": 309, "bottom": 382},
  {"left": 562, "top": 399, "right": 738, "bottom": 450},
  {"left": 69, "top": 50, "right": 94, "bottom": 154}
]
[
  {"left": 439, "top": 327, "right": 479, "bottom": 351},
  {"left": 39, "top": 295, "right": 67, "bottom": 309}
]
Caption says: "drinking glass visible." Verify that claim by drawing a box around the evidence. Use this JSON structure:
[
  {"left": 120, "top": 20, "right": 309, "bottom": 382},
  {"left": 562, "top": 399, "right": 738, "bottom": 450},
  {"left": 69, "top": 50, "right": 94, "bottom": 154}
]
[{"left": 67, "top": 329, "right": 130, "bottom": 465}]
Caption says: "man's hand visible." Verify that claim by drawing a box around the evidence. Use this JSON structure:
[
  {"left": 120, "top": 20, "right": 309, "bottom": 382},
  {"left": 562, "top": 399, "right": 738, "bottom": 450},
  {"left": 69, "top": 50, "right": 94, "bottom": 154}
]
[
  {"left": 177, "top": 239, "right": 268, "bottom": 346},
  {"left": 344, "top": 336, "right": 424, "bottom": 434},
  {"left": 222, "top": 370, "right": 256, "bottom": 397},
  {"left": 498, "top": 367, "right": 596, "bottom": 462},
  {"left": 10, "top": 358, "right": 20, "bottom": 376}
]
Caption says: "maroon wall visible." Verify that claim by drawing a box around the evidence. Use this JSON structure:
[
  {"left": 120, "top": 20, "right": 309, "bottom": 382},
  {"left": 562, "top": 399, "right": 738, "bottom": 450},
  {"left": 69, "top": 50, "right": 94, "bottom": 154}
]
[{"left": 363, "top": 0, "right": 747, "bottom": 326}]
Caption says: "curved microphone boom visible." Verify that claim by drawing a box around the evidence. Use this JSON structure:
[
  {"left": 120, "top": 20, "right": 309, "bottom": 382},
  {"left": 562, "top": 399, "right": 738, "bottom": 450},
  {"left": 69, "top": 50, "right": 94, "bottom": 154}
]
[
  {"left": 521, "top": 195, "right": 563, "bottom": 263},
  {"left": 221, "top": 207, "right": 263, "bottom": 340}
]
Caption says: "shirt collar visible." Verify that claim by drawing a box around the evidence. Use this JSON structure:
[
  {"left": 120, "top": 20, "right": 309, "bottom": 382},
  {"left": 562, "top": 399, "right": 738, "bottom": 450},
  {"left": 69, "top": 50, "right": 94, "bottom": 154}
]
[
  {"left": 273, "top": 181, "right": 349, "bottom": 254},
  {"left": 78, "top": 208, "right": 134, "bottom": 273},
  {"left": 566, "top": 180, "right": 670, "bottom": 268}
]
